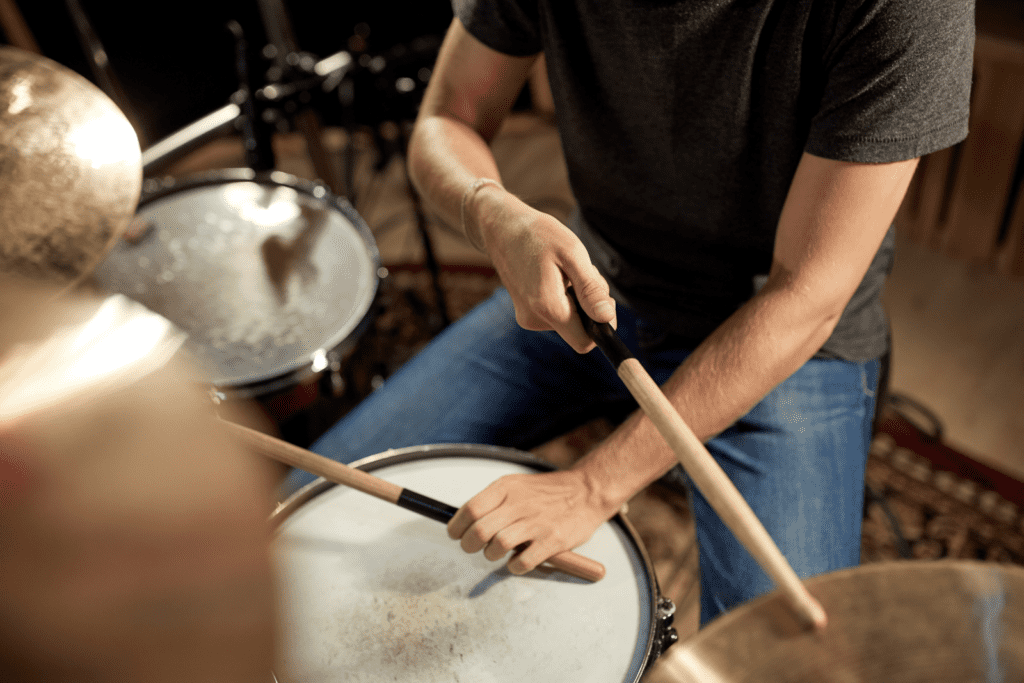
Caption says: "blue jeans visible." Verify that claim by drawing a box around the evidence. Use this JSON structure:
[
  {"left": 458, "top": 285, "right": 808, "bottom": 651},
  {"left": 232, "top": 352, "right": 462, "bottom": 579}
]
[{"left": 286, "top": 287, "right": 878, "bottom": 626}]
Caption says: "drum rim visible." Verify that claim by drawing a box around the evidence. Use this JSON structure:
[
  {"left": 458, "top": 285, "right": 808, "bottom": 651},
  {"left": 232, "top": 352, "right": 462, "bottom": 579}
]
[
  {"left": 132, "top": 168, "right": 381, "bottom": 397},
  {"left": 272, "top": 442, "right": 666, "bottom": 683}
]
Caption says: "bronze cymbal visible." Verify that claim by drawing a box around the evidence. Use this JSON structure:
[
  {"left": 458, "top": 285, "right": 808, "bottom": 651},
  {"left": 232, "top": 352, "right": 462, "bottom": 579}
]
[
  {"left": 0, "top": 277, "right": 278, "bottom": 682},
  {"left": 643, "top": 559, "right": 1024, "bottom": 683},
  {"left": 0, "top": 46, "right": 141, "bottom": 289}
]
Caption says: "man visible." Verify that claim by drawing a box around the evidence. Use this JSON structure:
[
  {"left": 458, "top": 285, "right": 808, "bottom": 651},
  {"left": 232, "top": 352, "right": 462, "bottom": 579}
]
[{"left": 295, "top": 0, "right": 974, "bottom": 624}]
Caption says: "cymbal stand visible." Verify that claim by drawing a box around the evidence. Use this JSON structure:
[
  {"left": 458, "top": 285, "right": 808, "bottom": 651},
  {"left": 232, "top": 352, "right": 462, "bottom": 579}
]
[
  {"left": 247, "top": 6, "right": 450, "bottom": 330},
  {"left": 227, "top": 20, "right": 275, "bottom": 172},
  {"left": 0, "top": 0, "right": 39, "bottom": 54},
  {"left": 63, "top": 0, "right": 148, "bottom": 145},
  {"left": 253, "top": 0, "right": 343, "bottom": 195}
]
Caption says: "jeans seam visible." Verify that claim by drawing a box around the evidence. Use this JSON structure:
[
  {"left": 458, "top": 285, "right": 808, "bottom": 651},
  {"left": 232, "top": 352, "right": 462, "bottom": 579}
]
[{"left": 861, "top": 364, "right": 875, "bottom": 398}]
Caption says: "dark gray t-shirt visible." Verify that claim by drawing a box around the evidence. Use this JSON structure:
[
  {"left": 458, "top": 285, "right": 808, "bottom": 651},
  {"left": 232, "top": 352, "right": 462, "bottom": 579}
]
[{"left": 455, "top": 0, "right": 974, "bottom": 359}]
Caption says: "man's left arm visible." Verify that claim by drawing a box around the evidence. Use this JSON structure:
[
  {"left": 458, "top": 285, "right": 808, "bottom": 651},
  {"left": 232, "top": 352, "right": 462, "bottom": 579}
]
[{"left": 448, "top": 152, "right": 919, "bottom": 573}]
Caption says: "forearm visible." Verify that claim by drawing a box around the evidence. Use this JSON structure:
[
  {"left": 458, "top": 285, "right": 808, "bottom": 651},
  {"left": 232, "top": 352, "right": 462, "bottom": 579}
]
[
  {"left": 407, "top": 113, "right": 505, "bottom": 237},
  {"left": 574, "top": 153, "right": 917, "bottom": 512},
  {"left": 575, "top": 280, "right": 844, "bottom": 512}
]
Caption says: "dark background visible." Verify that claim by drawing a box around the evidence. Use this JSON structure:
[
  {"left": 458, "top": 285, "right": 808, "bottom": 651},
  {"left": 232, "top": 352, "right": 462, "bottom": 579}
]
[{"left": 6, "top": 0, "right": 455, "bottom": 143}]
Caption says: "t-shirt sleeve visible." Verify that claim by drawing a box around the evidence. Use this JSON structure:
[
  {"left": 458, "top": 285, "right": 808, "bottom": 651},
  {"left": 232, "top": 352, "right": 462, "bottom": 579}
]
[
  {"left": 806, "top": 0, "right": 975, "bottom": 163},
  {"left": 452, "top": 0, "right": 543, "bottom": 56}
]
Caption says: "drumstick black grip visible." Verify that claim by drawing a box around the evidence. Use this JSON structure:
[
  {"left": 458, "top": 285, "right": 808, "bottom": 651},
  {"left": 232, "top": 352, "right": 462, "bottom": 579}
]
[
  {"left": 396, "top": 488, "right": 460, "bottom": 524},
  {"left": 568, "top": 287, "right": 634, "bottom": 368}
]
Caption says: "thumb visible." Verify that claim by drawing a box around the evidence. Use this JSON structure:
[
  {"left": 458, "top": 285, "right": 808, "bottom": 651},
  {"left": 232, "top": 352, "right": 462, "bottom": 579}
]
[{"left": 563, "top": 261, "right": 616, "bottom": 329}]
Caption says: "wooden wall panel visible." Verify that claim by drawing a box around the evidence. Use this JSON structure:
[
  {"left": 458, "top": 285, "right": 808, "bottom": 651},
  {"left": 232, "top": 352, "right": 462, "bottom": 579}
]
[
  {"left": 997, "top": 179, "right": 1024, "bottom": 276},
  {"left": 941, "top": 35, "right": 1024, "bottom": 264},
  {"left": 897, "top": 30, "right": 1024, "bottom": 278}
]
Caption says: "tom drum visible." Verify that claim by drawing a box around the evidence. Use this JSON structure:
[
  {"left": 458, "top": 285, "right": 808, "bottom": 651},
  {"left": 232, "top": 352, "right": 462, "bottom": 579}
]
[{"left": 90, "top": 168, "right": 379, "bottom": 401}]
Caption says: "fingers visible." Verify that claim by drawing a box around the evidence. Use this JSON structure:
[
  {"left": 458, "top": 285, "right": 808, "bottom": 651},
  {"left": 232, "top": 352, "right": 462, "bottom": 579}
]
[
  {"left": 447, "top": 486, "right": 500, "bottom": 542},
  {"left": 447, "top": 472, "right": 602, "bottom": 576},
  {"left": 561, "top": 258, "right": 617, "bottom": 329},
  {"left": 513, "top": 262, "right": 616, "bottom": 354},
  {"left": 510, "top": 260, "right": 595, "bottom": 353},
  {"left": 448, "top": 482, "right": 527, "bottom": 562}
]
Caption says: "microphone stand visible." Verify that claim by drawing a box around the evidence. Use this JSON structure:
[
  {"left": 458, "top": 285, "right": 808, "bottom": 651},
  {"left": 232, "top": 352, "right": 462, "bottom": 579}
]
[
  {"left": 253, "top": 0, "right": 343, "bottom": 195},
  {"left": 227, "top": 20, "right": 275, "bottom": 173}
]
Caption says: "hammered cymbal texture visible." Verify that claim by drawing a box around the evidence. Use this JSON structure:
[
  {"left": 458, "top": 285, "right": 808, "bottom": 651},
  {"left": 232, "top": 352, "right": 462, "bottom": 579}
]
[{"left": 0, "top": 46, "right": 141, "bottom": 286}]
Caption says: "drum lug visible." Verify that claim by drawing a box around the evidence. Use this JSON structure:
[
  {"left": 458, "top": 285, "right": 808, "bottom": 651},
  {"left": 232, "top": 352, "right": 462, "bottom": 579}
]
[
  {"left": 651, "top": 596, "right": 679, "bottom": 661},
  {"left": 328, "top": 358, "right": 346, "bottom": 397},
  {"left": 657, "top": 596, "right": 676, "bottom": 627}
]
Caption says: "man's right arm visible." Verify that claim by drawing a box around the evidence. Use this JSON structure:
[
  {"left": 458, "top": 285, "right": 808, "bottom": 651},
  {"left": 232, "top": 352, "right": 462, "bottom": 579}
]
[{"left": 407, "top": 18, "right": 617, "bottom": 352}]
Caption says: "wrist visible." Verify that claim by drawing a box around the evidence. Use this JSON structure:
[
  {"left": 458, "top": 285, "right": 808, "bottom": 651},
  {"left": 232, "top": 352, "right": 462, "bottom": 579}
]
[
  {"left": 461, "top": 178, "right": 504, "bottom": 252},
  {"left": 573, "top": 456, "right": 634, "bottom": 518}
]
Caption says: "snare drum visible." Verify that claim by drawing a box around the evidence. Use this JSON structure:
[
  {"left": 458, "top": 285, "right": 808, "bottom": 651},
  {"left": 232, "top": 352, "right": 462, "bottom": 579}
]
[
  {"left": 271, "top": 444, "right": 677, "bottom": 683},
  {"left": 90, "top": 169, "right": 379, "bottom": 401}
]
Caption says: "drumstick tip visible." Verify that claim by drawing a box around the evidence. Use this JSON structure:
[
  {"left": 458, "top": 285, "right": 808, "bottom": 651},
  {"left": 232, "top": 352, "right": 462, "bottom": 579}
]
[{"left": 804, "top": 595, "right": 828, "bottom": 632}]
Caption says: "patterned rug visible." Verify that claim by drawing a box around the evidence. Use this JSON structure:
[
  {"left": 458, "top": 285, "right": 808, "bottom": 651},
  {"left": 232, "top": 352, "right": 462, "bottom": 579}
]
[{"left": 267, "top": 267, "right": 1024, "bottom": 579}]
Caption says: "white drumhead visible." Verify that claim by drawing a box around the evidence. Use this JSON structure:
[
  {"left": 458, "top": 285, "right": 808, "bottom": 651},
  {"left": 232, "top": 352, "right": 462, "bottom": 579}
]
[
  {"left": 91, "top": 173, "right": 378, "bottom": 393},
  {"left": 274, "top": 448, "right": 654, "bottom": 682}
]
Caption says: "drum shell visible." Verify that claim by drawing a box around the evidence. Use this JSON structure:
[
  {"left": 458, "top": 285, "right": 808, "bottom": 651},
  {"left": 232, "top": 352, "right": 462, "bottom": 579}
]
[
  {"left": 90, "top": 168, "right": 380, "bottom": 401},
  {"left": 271, "top": 443, "right": 677, "bottom": 682}
]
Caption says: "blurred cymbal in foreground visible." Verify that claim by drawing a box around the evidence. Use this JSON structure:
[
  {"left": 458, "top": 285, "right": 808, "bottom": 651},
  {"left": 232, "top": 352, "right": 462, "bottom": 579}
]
[
  {"left": 643, "top": 559, "right": 1024, "bottom": 683},
  {"left": 0, "top": 278, "right": 278, "bottom": 683},
  {"left": 0, "top": 46, "right": 141, "bottom": 288}
]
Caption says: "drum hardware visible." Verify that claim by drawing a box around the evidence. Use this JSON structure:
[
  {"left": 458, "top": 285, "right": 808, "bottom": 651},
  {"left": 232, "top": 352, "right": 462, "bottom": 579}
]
[
  {"left": 227, "top": 19, "right": 277, "bottom": 175},
  {"left": 569, "top": 288, "right": 828, "bottom": 630},
  {"left": 228, "top": 420, "right": 605, "bottom": 583},
  {"left": 653, "top": 597, "right": 680, "bottom": 659},
  {"left": 137, "top": 5, "right": 451, "bottom": 331},
  {"left": 642, "top": 559, "right": 1024, "bottom": 682},
  {"left": 240, "top": 12, "right": 451, "bottom": 330},
  {"left": 0, "top": 46, "right": 142, "bottom": 290},
  {"left": 0, "top": 0, "right": 39, "bottom": 54},
  {"left": 140, "top": 102, "right": 241, "bottom": 174},
  {"left": 271, "top": 444, "right": 678, "bottom": 682},
  {"left": 63, "top": 0, "right": 148, "bottom": 146}
]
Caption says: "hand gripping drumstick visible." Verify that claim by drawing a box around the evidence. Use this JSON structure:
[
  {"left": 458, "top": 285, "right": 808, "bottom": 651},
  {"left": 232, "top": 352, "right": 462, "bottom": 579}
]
[
  {"left": 568, "top": 289, "right": 827, "bottom": 630},
  {"left": 226, "top": 421, "right": 606, "bottom": 583}
]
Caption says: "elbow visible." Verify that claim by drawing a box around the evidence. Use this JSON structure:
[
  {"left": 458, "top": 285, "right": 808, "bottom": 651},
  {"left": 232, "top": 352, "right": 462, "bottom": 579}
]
[
  {"left": 762, "top": 264, "right": 855, "bottom": 343},
  {"left": 406, "top": 120, "right": 430, "bottom": 197}
]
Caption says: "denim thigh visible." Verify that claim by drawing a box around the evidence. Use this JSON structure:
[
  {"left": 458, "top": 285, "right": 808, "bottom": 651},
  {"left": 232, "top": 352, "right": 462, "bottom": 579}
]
[
  {"left": 642, "top": 347, "right": 879, "bottom": 626},
  {"left": 282, "top": 288, "right": 635, "bottom": 492}
]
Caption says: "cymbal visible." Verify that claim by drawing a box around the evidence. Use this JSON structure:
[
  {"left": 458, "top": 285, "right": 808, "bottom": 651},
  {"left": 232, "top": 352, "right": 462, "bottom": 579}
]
[
  {"left": 0, "top": 277, "right": 278, "bottom": 683},
  {"left": 0, "top": 46, "right": 141, "bottom": 289},
  {"left": 643, "top": 559, "right": 1024, "bottom": 683}
]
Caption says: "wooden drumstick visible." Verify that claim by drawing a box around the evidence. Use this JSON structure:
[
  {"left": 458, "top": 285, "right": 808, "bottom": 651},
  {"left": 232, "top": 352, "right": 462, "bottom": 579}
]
[
  {"left": 569, "top": 289, "right": 828, "bottom": 630},
  {"left": 226, "top": 421, "right": 607, "bottom": 583}
]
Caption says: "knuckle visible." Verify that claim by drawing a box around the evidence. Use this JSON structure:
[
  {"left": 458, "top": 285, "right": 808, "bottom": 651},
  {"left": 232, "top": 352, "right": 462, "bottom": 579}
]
[
  {"left": 461, "top": 499, "right": 485, "bottom": 521},
  {"left": 507, "top": 556, "right": 533, "bottom": 575},
  {"left": 461, "top": 533, "right": 482, "bottom": 554},
  {"left": 467, "top": 523, "right": 492, "bottom": 548},
  {"left": 527, "top": 298, "right": 558, "bottom": 324},
  {"left": 514, "top": 309, "right": 543, "bottom": 331},
  {"left": 564, "top": 240, "right": 591, "bottom": 265},
  {"left": 492, "top": 532, "right": 516, "bottom": 553},
  {"left": 576, "top": 276, "right": 607, "bottom": 301}
]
